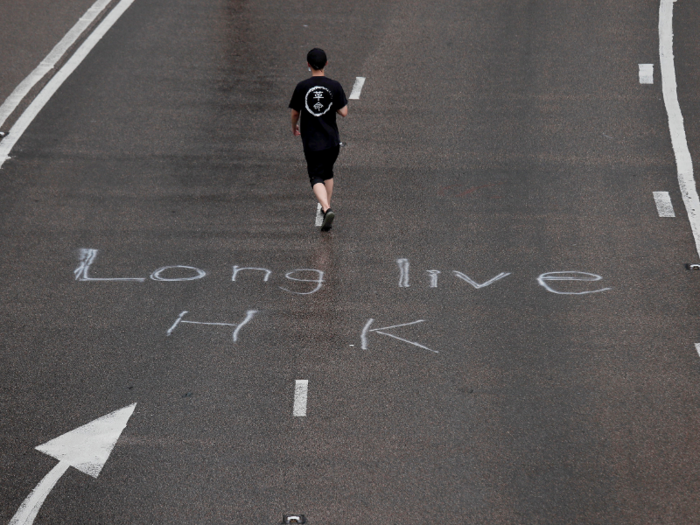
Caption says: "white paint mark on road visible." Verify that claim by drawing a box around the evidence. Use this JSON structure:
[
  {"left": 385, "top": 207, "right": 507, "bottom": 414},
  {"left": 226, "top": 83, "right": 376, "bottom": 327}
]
[
  {"left": 10, "top": 462, "right": 70, "bottom": 525},
  {"left": 695, "top": 343, "right": 700, "bottom": 358},
  {"left": 315, "top": 203, "right": 323, "bottom": 227},
  {"left": 279, "top": 269, "right": 325, "bottom": 295},
  {"left": 75, "top": 249, "right": 145, "bottom": 282},
  {"left": 653, "top": 191, "right": 676, "bottom": 217},
  {"left": 0, "top": 0, "right": 136, "bottom": 167},
  {"left": 0, "top": 0, "right": 113, "bottom": 130},
  {"left": 166, "top": 310, "right": 258, "bottom": 342},
  {"left": 639, "top": 63, "right": 654, "bottom": 84},
  {"left": 150, "top": 266, "right": 206, "bottom": 282},
  {"left": 537, "top": 272, "right": 611, "bottom": 295},
  {"left": 166, "top": 311, "right": 189, "bottom": 336},
  {"left": 426, "top": 269, "right": 440, "bottom": 288},
  {"left": 349, "top": 77, "right": 366, "bottom": 100},
  {"left": 361, "top": 318, "right": 437, "bottom": 353},
  {"left": 660, "top": 0, "right": 700, "bottom": 258},
  {"left": 232, "top": 266, "right": 272, "bottom": 282},
  {"left": 10, "top": 404, "right": 136, "bottom": 525},
  {"left": 397, "top": 258, "right": 410, "bottom": 287},
  {"left": 293, "top": 380, "right": 308, "bottom": 417},
  {"left": 452, "top": 271, "right": 511, "bottom": 289}
]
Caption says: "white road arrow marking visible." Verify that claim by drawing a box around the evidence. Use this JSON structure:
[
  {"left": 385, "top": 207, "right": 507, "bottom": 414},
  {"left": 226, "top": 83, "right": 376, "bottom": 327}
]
[
  {"left": 10, "top": 404, "right": 137, "bottom": 525},
  {"left": 360, "top": 319, "right": 437, "bottom": 353}
]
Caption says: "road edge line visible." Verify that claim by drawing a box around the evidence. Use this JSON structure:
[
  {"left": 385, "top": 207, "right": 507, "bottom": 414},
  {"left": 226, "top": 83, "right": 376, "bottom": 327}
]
[
  {"left": 0, "top": 0, "right": 113, "bottom": 129},
  {"left": 659, "top": 0, "right": 700, "bottom": 258},
  {"left": 0, "top": 0, "right": 136, "bottom": 168}
]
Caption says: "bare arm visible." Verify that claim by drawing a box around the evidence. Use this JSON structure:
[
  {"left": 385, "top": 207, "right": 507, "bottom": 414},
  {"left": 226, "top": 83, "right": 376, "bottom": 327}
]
[
  {"left": 291, "top": 109, "right": 300, "bottom": 135},
  {"left": 337, "top": 105, "right": 348, "bottom": 118}
]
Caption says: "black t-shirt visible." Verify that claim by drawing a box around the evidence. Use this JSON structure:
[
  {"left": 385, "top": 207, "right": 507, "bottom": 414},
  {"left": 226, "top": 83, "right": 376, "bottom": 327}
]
[{"left": 289, "top": 76, "right": 348, "bottom": 152}]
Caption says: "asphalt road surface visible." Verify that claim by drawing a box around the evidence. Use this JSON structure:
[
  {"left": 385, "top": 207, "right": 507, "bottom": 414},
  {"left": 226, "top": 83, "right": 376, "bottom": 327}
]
[{"left": 1, "top": 0, "right": 700, "bottom": 523}]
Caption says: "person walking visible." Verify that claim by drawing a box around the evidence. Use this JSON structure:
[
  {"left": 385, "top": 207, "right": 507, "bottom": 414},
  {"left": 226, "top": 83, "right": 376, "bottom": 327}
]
[{"left": 289, "top": 48, "right": 348, "bottom": 231}]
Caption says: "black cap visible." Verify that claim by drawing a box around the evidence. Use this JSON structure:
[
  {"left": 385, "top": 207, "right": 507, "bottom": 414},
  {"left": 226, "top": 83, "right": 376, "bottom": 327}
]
[{"left": 307, "top": 48, "right": 327, "bottom": 70}]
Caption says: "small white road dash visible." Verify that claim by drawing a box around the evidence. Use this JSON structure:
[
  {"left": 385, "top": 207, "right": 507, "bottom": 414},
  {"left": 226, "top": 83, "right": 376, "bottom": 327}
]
[
  {"left": 653, "top": 191, "right": 675, "bottom": 217},
  {"left": 315, "top": 203, "right": 323, "bottom": 227},
  {"left": 349, "top": 77, "right": 366, "bottom": 100},
  {"left": 639, "top": 64, "right": 654, "bottom": 84},
  {"left": 695, "top": 343, "right": 700, "bottom": 358},
  {"left": 293, "top": 380, "right": 308, "bottom": 417}
]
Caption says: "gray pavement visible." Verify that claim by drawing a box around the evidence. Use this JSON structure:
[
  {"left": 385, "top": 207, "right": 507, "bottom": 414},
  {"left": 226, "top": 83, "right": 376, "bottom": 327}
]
[{"left": 1, "top": 0, "right": 700, "bottom": 523}]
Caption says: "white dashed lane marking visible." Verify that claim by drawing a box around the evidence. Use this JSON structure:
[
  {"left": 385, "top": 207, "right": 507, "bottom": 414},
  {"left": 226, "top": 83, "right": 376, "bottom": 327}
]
[
  {"left": 315, "top": 203, "right": 323, "bottom": 227},
  {"left": 639, "top": 63, "right": 654, "bottom": 84},
  {"left": 349, "top": 77, "right": 366, "bottom": 100},
  {"left": 293, "top": 380, "right": 308, "bottom": 417},
  {"left": 653, "top": 191, "right": 675, "bottom": 217}
]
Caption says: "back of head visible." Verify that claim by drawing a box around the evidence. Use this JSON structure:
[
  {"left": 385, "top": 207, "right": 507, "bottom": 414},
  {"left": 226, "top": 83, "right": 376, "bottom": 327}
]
[{"left": 307, "top": 48, "right": 327, "bottom": 71}]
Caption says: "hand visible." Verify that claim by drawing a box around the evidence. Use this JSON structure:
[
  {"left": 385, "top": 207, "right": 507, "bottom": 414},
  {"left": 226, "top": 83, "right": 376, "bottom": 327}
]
[{"left": 293, "top": 124, "right": 301, "bottom": 136}]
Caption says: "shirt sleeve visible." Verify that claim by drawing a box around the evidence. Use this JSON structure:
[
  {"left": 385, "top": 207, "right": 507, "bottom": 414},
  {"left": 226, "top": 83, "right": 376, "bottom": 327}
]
[
  {"left": 289, "top": 84, "right": 303, "bottom": 111},
  {"left": 336, "top": 82, "right": 348, "bottom": 108}
]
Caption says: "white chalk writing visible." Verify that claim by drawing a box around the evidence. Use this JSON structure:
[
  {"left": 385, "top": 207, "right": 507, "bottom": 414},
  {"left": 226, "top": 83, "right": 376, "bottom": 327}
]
[
  {"left": 452, "top": 271, "right": 511, "bottom": 289},
  {"left": 75, "top": 249, "right": 145, "bottom": 282},
  {"left": 426, "top": 270, "right": 440, "bottom": 288},
  {"left": 536, "top": 272, "right": 611, "bottom": 295},
  {"left": 361, "top": 318, "right": 437, "bottom": 353},
  {"left": 151, "top": 266, "right": 206, "bottom": 282},
  {"left": 279, "top": 269, "right": 324, "bottom": 295},
  {"left": 232, "top": 266, "right": 272, "bottom": 282},
  {"left": 167, "top": 310, "right": 258, "bottom": 342},
  {"left": 397, "top": 258, "right": 410, "bottom": 287}
]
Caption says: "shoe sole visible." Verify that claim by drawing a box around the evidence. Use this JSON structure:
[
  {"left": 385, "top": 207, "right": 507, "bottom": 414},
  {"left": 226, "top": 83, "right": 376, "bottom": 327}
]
[{"left": 321, "top": 210, "right": 335, "bottom": 231}]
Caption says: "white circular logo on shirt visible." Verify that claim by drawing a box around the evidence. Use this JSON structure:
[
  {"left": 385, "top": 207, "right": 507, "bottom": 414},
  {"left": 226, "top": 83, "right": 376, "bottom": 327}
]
[{"left": 304, "top": 86, "right": 333, "bottom": 117}]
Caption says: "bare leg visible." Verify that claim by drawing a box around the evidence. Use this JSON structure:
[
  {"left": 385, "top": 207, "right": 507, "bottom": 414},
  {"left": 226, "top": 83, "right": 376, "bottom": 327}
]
[
  {"left": 324, "top": 178, "right": 334, "bottom": 207},
  {"left": 313, "top": 182, "right": 330, "bottom": 212}
]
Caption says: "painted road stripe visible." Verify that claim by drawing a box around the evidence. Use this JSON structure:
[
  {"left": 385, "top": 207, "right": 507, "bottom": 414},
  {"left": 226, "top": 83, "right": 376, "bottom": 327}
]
[
  {"left": 639, "top": 63, "right": 654, "bottom": 84},
  {"left": 695, "top": 343, "right": 700, "bottom": 358},
  {"left": 660, "top": 0, "right": 700, "bottom": 258},
  {"left": 0, "top": 0, "right": 113, "bottom": 130},
  {"left": 315, "top": 203, "right": 323, "bottom": 227},
  {"left": 349, "top": 77, "right": 366, "bottom": 100},
  {"left": 653, "top": 191, "right": 675, "bottom": 217},
  {"left": 0, "top": 0, "right": 136, "bottom": 167},
  {"left": 293, "top": 380, "right": 308, "bottom": 417}
]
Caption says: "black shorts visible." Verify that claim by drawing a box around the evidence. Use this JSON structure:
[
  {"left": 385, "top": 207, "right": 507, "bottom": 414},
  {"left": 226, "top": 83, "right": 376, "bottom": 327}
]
[{"left": 304, "top": 145, "right": 340, "bottom": 187}]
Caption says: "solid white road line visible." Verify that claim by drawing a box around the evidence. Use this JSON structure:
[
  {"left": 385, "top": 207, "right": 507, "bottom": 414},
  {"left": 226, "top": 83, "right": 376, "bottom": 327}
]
[
  {"left": 0, "top": 0, "right": 113, "bottom": 129},
  {"left": 653, "top": 191, "right": 675, "bottom": 217},
  {"left": 293, "top": 380, "right": 308, "bottom": 417},
  {"left": 315, "top": 203, "right": 323, "bottom": 227},
  {"left": 639, "top": 64, "right": 654, "bottom": 84},
  {"left": 349, "top": 77, "right": 366, "bottom": 100},
  {"left": 0, "top": 0, "right": 136, "bottom": 167},
  {"left": 659, "top": 0, "right": 700, "bottom": 258}
]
